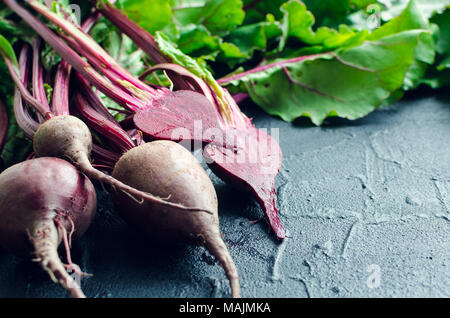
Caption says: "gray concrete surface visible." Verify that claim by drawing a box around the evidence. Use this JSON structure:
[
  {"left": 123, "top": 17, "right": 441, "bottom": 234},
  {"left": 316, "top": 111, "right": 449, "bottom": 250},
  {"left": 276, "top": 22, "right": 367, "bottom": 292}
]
[{"left": 0, "top": 89, "right": 449, "bottom": 298}]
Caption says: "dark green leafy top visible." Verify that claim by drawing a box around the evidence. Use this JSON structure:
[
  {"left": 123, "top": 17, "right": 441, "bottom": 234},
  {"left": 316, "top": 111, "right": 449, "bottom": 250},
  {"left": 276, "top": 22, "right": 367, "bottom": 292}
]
[{"left": 1, "top": 0, "right": 450, "bottom": 168}]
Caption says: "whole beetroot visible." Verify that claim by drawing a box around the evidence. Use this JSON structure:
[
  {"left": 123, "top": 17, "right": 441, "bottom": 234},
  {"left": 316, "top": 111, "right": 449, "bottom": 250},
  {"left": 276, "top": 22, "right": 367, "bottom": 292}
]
[
  {"left": 112, "top": 140, "right": 240, "bottom": 298},
  {"left": 0, "top": 157, "right": 97, "bottom": 298}
]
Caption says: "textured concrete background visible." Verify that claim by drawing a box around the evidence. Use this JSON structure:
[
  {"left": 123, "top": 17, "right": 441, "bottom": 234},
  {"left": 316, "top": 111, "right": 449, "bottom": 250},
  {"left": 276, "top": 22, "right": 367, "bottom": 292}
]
[{"left": 0, "top": 89, "right": 449, "bottom": 298}]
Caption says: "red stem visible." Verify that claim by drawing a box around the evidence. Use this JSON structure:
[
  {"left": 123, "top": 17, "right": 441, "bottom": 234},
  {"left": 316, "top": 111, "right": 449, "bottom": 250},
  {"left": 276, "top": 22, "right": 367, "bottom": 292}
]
[
  {"left": 94, "top": 1, "right": 195, "bottom": 91},
  {"left": 95, "top": 0, "right": 168, "bottom": 64},
  {"left": 92, "top": 0, "right": 239, "bottom": 126},
  {"left": 91, "top": 144, "right": 121, "bottom": 167},
  {"left": 73, "top": 93, "right": 135, "bottom": 153},
  {"left": 52, "top": 60, "right": 71, "bottom": 116},
  {"left": 0, "top": 100, "right": 8, "bottom": 155},
  {"left": 74, "top": 73, "right": 120, "bottom": 123},
  {"left": 3, "top": 0, "right": 144, "bottom": 114},
  {"left": 53, "top": 11, "right": 103, "bottom": 116},
  {"left": 31, "top": 37, "right": 51, "bottom": 118},
  {"left": 61, "top": 32, "right": 158, "bottom": 102},
  {"left": 140, "top": 64, "right": 215, "bottom": 103},
  {"left": 231, "top": 93, "right": 250, "bottom": 105},
  {"left": 14, "top": 44, "right": 40, "bottom": 138},
  {"left": 92, "top": 164, "right": 114, "bottom": 170},
  {"left": 29, "top": 0, "right": 158, "bottom": 98},
  {"left": 61, "top": 35, "right": 151, "bottom": 110},
  {"left": 2, "top": 50, "right": 51, "bottom": 119},
  {"left": 80, "top": 10, "right": 102, "bottom": 31},
  {"left": 218, "top": 53, "right": 330, "bottom": 85}
]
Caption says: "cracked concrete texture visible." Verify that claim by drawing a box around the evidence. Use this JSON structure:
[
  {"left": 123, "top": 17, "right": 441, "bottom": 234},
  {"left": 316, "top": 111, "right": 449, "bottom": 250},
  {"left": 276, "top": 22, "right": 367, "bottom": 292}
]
[{"left": 0, "top": 90, "right": 449, "bottom": 298}]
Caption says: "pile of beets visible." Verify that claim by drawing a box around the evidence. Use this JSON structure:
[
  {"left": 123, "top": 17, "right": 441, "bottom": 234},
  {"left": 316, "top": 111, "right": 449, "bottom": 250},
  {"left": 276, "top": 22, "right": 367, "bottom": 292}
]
[{"left": 0, "top": 0, "right": 285, "bottom": 298}]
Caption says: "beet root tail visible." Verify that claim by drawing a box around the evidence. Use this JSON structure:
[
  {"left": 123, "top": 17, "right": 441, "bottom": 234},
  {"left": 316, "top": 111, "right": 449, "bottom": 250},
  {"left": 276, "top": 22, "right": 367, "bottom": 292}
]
[
  {"left": 263, "top": 202, "right": 286, "bottom": 240},
  {"left": 204, "top": 232, "right": 240, "bottom": 298},
  {"left": 29, "top": 219, "right": 86, "bottom": 298},
  {"left": 75, "top": 154, "right": 213, "bottom": 215},
  {"left": 255, "top": 182, "right": 286, "bottom": 240}
]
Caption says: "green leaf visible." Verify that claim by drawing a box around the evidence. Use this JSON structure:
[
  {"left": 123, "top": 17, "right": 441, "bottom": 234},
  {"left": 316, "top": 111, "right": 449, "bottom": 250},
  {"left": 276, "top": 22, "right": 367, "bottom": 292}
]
[
  {"left": 215, "top": 24, "right": 268, "bottom": 68},
  {"left": 0, "top": 16, "right": 17, "bottom": 35},
  {"left": 0, "top": 34, "right": 18, "bottom": 68},
  {"left": 403, "top": 31, "right": 435, "bottom": 89},
  {"left": 224, "top": 30, "right": 429, "bottom": 125},
  {"left": 160, "top": 21, "right": 180, "bottom": 43},
  {"left": 369, "top": 0, "right": 435, "bottom": 90},
  {"left": 242, "top": 0, "right": 286, "bottom": 24},
  {"left": 299, "top": 0, "right": 377, "bottom": 27},
  {"left": 279, "top": 0, "right": 367, "bottom": 50},
  {"left": 419, "top": 7, "right": 450, "bottom": 88},
  {"left": 219, "top": 41, "right": 248, "bottom": 59},
  {"left": 116, "top": 0, "right": 172, "bottom": 34},
  {"left": 177, "top": 24, "right": 221, "bottom": 55},
  {"left": 350, "top": 0, "right": 377, "bottom": 9},
  {"left": 154, "top": 31, "right": 215, "bottom": 83},
  {"left": 379, "top": 0, "right": 450, "bottom": 21},
  {"left": 431, "top": 8, "right": 450, "bottom": 69},
  {"left": 215, "top": 14, "right": 282, "bottom": 67},
  {"left": 143, "top": 0, "right": 248, "bottom": 65},
  {"left": 91, "top": 18, "right": 145, "bottom": 77},
  {"left": 301, "top": 0, "right": 352, "bottom": 26},
  {"left": 1, "top": 123, "right": 32, "bottom": 170},
  {"left": 369, "top": 0, "right": 429, "bottom": 40},
  {"left": 225, "top": 23, "right": 267, "bottom": 57},
  {"left": 154, "top": 30, "right": 235, "bottom": 120},
  {"left": 172, "top": 0, "right": 245, "bottom": 36}
]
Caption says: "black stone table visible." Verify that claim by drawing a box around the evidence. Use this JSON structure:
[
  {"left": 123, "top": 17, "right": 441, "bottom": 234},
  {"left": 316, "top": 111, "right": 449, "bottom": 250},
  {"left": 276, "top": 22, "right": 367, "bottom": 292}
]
[{"left": 0, "top": 89, "right": 449, "bottom": 298}]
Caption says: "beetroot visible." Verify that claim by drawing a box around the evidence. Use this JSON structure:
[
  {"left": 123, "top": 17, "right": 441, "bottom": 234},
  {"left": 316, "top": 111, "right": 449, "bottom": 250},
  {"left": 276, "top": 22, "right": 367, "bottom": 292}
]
[
  {"left": 71, "top": 91, "right": 241, "bottom": 297},
  {"left": 0, "top": 157, "right": 97, "bottom": 298},
  {"left": 112, "top": 140, "right": 240, "bottom": 298}
]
